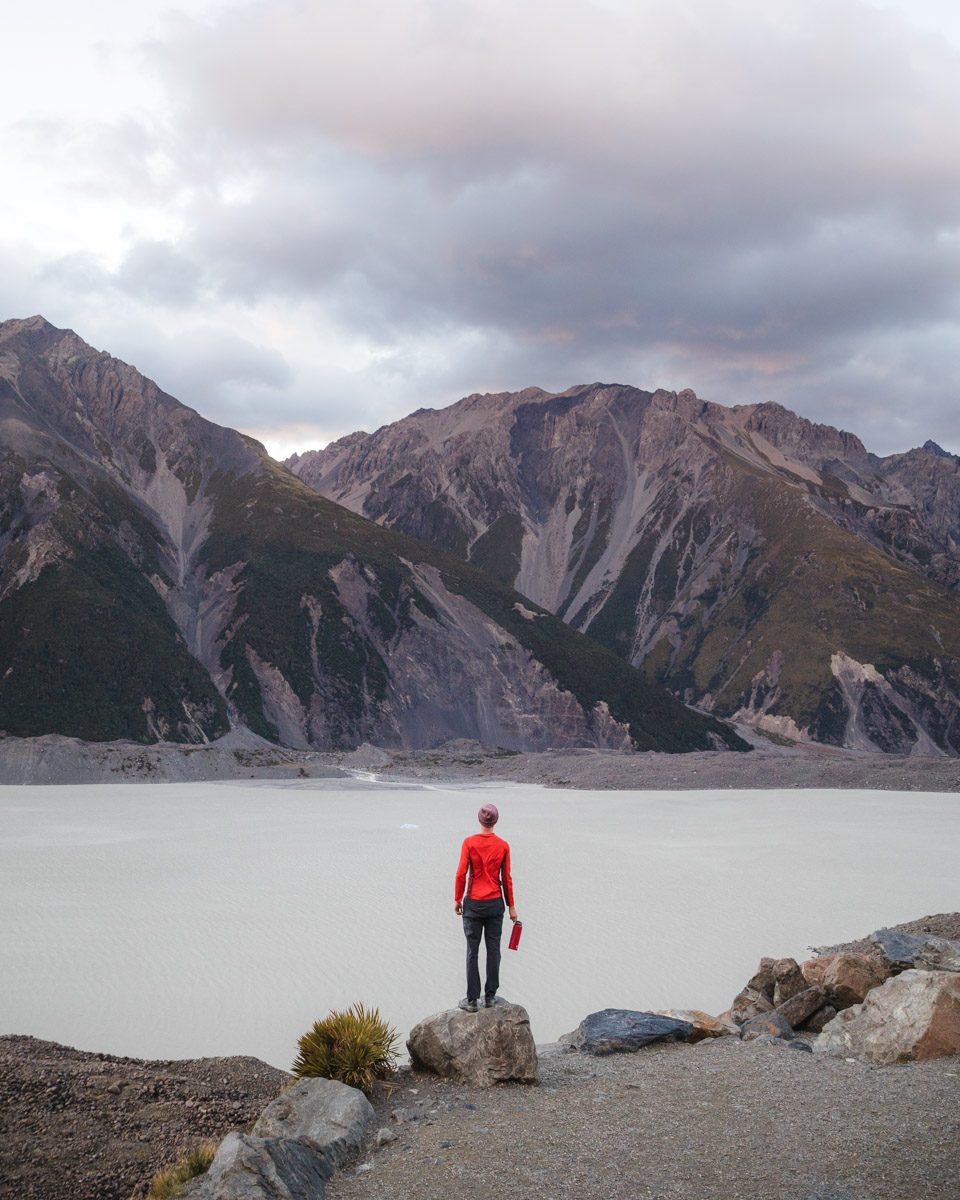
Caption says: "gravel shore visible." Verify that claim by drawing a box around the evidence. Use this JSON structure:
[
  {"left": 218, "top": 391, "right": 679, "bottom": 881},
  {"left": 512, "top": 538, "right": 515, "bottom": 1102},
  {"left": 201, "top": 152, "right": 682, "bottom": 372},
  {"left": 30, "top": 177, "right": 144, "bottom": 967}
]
[
  {"left": 814, "top": 913, "right": 960, "bottom": 956},
  {"left": 329, "top": 1038, "right": 960, "bottom": 1200},
  {"left": 327, "top": 913, "right": 960, "bottom": 1200},
  {"left": 4, "top": 917, "right": 958, "bottom": 1200},
  {"left": 3, "top": 731, "right": 959, "bottom": 790},
  {"left": 355, "top": 741, "right": 960, "bottom": 792}
]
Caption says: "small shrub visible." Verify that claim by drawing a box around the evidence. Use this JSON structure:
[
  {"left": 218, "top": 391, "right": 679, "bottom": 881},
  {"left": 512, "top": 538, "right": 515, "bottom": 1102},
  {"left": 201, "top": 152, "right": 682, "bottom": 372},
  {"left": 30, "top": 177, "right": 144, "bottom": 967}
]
[
  {"left": 292, "top": 1003, "right": 398, "bottom": 1095},
  {"left": 136, "top": 1139, "right": 218, "bottom": 1200}
]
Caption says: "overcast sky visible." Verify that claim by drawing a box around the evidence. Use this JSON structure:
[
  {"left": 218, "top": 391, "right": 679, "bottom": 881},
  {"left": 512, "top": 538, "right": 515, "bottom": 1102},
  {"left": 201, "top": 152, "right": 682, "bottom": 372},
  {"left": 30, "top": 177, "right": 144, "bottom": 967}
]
[{"left": 3, "top": 0, "right": 959, "bottom": 460}]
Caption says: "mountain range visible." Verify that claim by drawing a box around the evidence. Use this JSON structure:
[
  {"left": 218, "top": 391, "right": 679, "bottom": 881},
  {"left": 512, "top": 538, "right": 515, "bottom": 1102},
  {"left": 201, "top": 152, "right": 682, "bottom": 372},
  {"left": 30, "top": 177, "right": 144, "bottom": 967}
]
[
  {"left": 0, "top": 317, "right": 743, "bottom": 754},
  {"left": 288, "top": 383, "right": 960, "bottom": 755}
]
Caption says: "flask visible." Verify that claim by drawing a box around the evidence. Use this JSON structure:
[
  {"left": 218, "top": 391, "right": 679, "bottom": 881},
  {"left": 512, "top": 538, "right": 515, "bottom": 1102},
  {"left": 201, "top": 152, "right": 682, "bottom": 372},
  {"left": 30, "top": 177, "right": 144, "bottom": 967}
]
[{"left": 508, "top": 921, "right": 523, "bottom": 950}]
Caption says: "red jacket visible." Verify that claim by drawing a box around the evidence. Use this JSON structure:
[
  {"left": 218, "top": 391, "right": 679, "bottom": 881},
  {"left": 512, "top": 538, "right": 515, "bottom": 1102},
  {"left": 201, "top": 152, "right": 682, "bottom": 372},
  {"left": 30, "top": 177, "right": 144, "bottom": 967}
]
[{"left": 455, "top": 831, "right": 514, "bottom": 905}]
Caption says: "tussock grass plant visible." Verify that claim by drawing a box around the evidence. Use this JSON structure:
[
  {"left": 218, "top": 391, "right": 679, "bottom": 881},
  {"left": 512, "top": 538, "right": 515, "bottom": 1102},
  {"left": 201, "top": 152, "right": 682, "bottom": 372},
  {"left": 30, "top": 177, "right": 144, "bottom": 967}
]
[
  {"left": 292, "top": 1003, "right": 398, "bottom": 1095},
  {"left": 135, "top": 1140, "right": 218, "bottom": 1200}
]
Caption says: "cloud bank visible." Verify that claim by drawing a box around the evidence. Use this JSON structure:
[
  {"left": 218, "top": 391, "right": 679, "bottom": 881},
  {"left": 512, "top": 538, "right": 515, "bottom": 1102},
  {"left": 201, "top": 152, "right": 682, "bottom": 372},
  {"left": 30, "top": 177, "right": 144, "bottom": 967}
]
[{"left": 7, "top": 0, "right": 960, "bottom": 455}]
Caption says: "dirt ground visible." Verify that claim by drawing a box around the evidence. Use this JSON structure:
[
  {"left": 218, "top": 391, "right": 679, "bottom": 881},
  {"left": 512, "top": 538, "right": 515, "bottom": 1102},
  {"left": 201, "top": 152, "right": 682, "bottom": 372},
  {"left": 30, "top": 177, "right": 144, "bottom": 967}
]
[{"left": 0, "top": 1037, "right": 289, "bottom": 1200}]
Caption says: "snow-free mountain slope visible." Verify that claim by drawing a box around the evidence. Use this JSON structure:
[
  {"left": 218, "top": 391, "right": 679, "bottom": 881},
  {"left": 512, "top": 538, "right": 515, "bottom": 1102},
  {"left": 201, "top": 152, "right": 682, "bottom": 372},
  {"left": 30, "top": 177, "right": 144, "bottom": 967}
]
[
  {"left": 289, "top": 384, "right": 960, "bottom": 754},
  {"left": 0, "top": 318, "right": 743, "bottom": 753}
]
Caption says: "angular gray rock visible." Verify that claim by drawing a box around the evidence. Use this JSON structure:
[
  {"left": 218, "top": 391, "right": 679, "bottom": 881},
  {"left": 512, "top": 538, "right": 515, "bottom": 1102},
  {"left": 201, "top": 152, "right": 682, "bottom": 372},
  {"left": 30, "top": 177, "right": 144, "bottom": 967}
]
[
  {"left": 870, "top": 928, "right": 928, "bottom": 970},
  {"left": 407, "top": 999, "right": 538, "bottom": 1086},
  {"left": 775, "top": 986, "right": 827, "bottom": 1029},
  {"left": 187, "top": 1133, "right": 333, "bottom": 1200},
  {"left": 772, "top": 958, "right": 808, "bottom": 1006},
  {"left": 870, "top": 928, "right": 960, "bottom": 973},
  {"left": 565, "top": 1010, "right": 694, "bottom": 1056},
  {"left": 913, "top": 937, "right": 960, "bottom": 974},
  {"left": 816, "top": 969, "right": 960, "bottom": 1063},
  {"left": 740, "top": 1012, "right": 796, "bottom": 1042},
  {"left": 252, "top": 1077, "right": 374, "bottom": 1168}
]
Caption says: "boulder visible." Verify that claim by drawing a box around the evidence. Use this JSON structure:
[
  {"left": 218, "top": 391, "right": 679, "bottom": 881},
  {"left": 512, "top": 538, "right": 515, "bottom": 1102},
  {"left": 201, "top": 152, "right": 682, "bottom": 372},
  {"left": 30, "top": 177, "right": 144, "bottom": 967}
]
[
  {"left": 800, "top": 1005, "right": 837, "bottom": 1034},
  {"left": 871, "top": 928, "right": 960, "bottom": 973},
  {"left": 772, "top": 958, "right": 808, "bottom": 1006},
  {"left": 187, "top": 1133, "right": 333, "bottom": 1200},
  {"left": 252, "top": 1077, "right": 374, "bottom": 1168},
  {"left": 740, "top": 1011, "right": 795, "bottom": 1042},
  {"left": 565, "top": 1009, "right": 694, "bottom": 1055},
  {"left": 815, "top": 969, "right": 960, "bottom": 1064},
  {"left": 821, "top": 954, "right": 890, "bottom": 1009},
  {"left": 800, "top": 956, "right": 836, "bottom": 989},
  {"left": 653, "top": 1009, "right": 740, "bottom": 1042},
  {"left": 870, "top": 928, "right": 929, "bottom": 970},
  {"left": 730, "top": 958, "right": 776, "bottom": 1023},
  {"left": 407, "top": 999, "right": 538, "bottom": 1086},
  {"left": 913, "top": 937, "right": 960, "bottom": 974},
  {"left": 775, "top": 986, "right": 827, "bottom": 1030}
]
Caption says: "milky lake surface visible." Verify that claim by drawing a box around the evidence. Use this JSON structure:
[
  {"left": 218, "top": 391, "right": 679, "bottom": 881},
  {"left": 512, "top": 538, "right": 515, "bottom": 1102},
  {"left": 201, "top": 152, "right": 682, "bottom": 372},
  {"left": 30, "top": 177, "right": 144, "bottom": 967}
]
[{"left": 1, "top": 779, "right": 957, "bottom": 1071}]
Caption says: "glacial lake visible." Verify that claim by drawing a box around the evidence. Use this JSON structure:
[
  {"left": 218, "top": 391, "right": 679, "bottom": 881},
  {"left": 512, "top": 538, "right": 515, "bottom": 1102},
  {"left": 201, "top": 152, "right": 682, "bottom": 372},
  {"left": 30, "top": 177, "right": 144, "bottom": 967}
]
[{"left": 1, "top": 779, "right": 957, "bottom": 1071}]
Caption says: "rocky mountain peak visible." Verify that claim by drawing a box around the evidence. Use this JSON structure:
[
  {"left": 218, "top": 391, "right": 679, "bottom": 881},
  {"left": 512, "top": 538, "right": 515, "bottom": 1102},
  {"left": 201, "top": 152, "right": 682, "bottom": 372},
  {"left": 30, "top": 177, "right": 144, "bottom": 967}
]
[
  {"left": 740, "top": 401, "right": 868, "bottom": 463},
  {"left": 0, "top": 315, "right": 69, "bottom": 361},
  {"left": 288, "top": 379, "right": 960, "bottom": 756},
  {"left": 1, "top": 319, "right": 743, "bottom": 755},
  {"left": 0, "top": 314, "right": 61, "bottom": 337}
]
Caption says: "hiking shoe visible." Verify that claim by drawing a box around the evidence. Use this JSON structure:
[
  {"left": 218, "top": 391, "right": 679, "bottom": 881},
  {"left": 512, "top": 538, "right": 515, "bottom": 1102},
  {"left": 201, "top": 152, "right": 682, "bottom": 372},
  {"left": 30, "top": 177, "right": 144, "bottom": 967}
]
[
  {"left": 458, "top": 997, "right": 478, "bottom": 1013},
  {"left": 482, "top": 994, "right": 497, "bottom": 1008}
]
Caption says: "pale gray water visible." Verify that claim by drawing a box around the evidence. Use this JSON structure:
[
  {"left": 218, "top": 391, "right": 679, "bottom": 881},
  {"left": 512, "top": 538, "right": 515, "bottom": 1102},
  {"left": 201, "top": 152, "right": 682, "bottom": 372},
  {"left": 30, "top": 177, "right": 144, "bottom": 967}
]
[{"left": 1, "top": 779, "right": 956, "bottom": 1070}]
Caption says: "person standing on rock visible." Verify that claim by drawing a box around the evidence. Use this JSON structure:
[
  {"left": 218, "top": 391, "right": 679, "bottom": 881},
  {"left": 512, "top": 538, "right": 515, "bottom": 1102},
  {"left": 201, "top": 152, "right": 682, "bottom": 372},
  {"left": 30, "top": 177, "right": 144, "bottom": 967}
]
[{"left": 454, "top": 803, "right": 518, "bottom": 1012}]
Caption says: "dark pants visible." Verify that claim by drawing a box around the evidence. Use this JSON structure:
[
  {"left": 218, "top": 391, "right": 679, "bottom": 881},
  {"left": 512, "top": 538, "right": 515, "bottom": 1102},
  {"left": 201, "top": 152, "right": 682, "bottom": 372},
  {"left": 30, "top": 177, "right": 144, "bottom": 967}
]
[{"left": 462, "top": 897, "right": 505, "bottom": 1001}]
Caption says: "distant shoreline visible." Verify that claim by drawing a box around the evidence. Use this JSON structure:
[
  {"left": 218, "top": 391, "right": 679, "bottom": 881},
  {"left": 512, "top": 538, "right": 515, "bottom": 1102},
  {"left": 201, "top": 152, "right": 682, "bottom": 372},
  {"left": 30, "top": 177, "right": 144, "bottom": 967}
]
[{"left": 0, "top": 732, "right": 957, "bottom": 790}]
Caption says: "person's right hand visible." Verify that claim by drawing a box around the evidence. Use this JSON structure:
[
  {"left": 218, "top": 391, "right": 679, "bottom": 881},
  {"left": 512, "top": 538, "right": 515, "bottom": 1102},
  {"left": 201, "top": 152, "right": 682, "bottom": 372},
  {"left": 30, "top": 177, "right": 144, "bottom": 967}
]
[
  {"left": 509, "top": 906, "right": 518, "bottom": 923},
  {"left": 455, "top": 902, "right": 462, "bottom": 915}
]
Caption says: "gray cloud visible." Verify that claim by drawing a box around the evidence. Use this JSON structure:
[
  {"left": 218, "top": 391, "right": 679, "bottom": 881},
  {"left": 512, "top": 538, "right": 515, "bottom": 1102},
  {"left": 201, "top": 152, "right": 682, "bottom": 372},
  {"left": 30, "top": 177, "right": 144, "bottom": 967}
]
[{"left": 8, "top": 0, "right": 960, "bottom": 458}]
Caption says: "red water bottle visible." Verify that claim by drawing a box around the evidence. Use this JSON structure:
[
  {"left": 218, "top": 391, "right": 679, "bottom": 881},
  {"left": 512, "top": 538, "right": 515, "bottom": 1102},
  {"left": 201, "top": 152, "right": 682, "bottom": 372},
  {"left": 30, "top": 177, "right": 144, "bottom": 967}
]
[{"left": 508, "top": 921, "right": 522, "bottom": 950}]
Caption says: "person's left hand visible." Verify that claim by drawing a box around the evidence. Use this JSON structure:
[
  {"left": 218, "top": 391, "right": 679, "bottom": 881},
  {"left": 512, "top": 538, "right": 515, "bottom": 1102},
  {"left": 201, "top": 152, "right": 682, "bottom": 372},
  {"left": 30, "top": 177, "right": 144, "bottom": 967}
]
[
  {"left": 509, "top": 906, "right": 518, "bottom": 923},
  {"left": 455, "top": 902, "right": 462, "bottom": 915}
]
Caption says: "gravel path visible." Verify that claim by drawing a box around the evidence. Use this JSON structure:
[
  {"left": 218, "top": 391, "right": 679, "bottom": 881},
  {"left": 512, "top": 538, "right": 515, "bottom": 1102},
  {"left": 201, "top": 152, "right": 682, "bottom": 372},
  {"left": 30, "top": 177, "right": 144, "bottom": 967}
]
[{"left": 330, "top": 1039, "right": 960, "bottom": 1200}]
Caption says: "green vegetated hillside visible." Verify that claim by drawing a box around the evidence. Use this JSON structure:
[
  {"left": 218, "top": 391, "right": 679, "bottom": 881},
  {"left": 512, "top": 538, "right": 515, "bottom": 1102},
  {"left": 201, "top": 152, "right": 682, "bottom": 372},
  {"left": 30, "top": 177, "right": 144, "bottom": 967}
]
[
  {"left": 622, "top": 461, "right": 960, "bottom": 751},
  {"left": 0, "top": 316, "right": 745, "bottom": 753},
  {"left": 0, "top": 457, "right": 228, "bottom": 744},
  {"left": 203, "top": 458, "right": 746, "bottom": 752}
]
